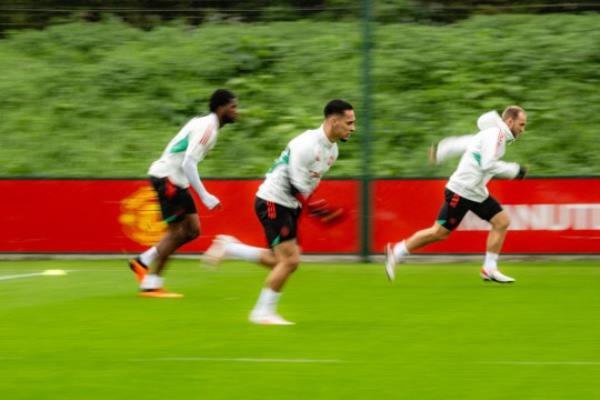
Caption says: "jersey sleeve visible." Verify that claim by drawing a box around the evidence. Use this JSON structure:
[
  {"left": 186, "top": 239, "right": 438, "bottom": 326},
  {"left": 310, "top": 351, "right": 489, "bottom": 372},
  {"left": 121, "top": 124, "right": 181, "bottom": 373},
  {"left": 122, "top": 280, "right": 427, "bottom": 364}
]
[
  {"left": 436, "top": 135, "right": 475, "bottom": 163},
  {"left": 185, "top": 119, "right": 215, "bottom": 163},
  {"left": 479, "top": 129, "right": 520, "bottom": 178},
  {"left": 288, "top": 142, "right": 315, "bottom": 197}
]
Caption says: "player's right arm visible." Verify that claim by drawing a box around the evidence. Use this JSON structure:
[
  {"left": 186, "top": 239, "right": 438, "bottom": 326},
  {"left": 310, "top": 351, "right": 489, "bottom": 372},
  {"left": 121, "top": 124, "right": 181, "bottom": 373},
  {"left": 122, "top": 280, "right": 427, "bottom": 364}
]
[
  {"left": 434, "top": 135, "right": 475, "bottom": 164},
  {"left": 287, "top": 141, "right": 314, "bottom": 202},
  {"left": 287, "top": 141, "right": 343, "bottom": 223}
]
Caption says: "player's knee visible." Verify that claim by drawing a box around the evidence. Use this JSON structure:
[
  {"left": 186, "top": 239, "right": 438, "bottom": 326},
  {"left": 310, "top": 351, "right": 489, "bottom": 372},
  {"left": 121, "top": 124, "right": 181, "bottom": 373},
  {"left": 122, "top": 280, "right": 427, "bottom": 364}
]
[
  {"left": 492, "top": 214, "right": 510, "bottom": 231},
  {"left": 188, "top": 226, "right": 200, "bottom": 241},
  {"left": 180, "top": 225, "right": 199, "bottom": 242},
  {"left": 432, "top": 226, "right": 451, "bottom": 241},
  {"left": 285, "top": 255, "right": 300, "bottom": 272},
  {"left": 435, "top": 231, "right": 450, "bottom": 241}
]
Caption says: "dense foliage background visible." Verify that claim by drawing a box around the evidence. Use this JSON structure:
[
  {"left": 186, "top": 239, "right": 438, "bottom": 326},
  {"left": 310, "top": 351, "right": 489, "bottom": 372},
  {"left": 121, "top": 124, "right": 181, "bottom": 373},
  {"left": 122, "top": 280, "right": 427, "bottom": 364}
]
[
  {"left": 2, "top": 0, "right": 598, "bottom": 30},
  {"left": 0, "top": 11, "right": 598, "bottom": 177}
]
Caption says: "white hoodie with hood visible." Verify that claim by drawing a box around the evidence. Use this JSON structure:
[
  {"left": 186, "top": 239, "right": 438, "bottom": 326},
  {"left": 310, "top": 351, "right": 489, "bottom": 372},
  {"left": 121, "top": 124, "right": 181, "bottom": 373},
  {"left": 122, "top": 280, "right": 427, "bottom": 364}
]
[{"left": 437, "top": 111, "right": 520, "bottom": 202}]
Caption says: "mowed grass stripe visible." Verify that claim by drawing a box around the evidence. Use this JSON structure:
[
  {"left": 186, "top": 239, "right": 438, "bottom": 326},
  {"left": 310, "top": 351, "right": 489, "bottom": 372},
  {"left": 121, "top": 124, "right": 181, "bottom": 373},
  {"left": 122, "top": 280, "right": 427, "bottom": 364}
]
[{"left": 0, "top": 259, "right": 598, "bottom": 400}]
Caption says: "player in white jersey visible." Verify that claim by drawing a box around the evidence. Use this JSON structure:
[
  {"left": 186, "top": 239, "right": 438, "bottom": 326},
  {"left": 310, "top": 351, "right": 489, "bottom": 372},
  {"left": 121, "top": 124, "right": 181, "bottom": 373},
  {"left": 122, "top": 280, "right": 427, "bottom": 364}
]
[
  {"left": 128, "top": 89, "right": 238, "bottom": 298},
  {"left": 203, "top": 100, "right": 355, "bottom": 324},
  {"left": 385, "top": 106, "right": 528, "bottom": 283}
]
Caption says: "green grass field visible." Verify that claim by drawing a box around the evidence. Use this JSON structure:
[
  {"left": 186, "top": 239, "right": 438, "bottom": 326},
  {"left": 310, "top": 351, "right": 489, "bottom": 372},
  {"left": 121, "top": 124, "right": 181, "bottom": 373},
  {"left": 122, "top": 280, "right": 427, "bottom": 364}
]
[{"left": 1, "top": 259, "right": 599, "bottom": 399}]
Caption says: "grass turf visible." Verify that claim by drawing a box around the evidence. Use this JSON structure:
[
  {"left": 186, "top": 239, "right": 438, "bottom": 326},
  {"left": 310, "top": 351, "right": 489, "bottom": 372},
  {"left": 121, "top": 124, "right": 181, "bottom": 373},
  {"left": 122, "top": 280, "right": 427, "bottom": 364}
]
[{"left": 0, "top": 259, "right": 599, "bottom": 399}]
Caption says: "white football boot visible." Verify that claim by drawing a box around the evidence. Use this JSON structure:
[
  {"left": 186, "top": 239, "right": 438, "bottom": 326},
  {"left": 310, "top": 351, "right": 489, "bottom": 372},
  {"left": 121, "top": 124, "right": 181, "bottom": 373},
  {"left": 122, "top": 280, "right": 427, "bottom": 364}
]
[
  {"left": 480, "top": 267, "right": 515, "bottom": 283},
  {"left": 201, "top": 234, "right": 240, "bottom": 266},
  {"left": 384, "top": 242, "right": 397, "bottom": 281},
  {"left": 249, "top": 310, "right": 295, "bottom": 326}
]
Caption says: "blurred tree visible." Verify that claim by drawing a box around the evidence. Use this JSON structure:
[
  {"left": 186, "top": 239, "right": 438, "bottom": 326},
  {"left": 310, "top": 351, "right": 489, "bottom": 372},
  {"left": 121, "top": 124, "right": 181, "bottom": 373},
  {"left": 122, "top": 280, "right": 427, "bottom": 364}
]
[{"left": 1, "top": 0, "right": 599, "bottom": 33}]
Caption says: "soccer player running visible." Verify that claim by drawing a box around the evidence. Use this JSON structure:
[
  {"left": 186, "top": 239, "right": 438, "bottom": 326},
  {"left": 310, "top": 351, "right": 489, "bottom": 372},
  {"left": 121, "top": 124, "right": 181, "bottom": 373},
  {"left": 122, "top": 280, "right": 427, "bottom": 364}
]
[
  {"left": 128, "top": 89, "right": 238, "bottom": 298},
  {"left": 203, "top": 100, "right": 356, "bottom": 324},
  {"left": 385, "top": 105, "right": 528, "bottom": 283}
]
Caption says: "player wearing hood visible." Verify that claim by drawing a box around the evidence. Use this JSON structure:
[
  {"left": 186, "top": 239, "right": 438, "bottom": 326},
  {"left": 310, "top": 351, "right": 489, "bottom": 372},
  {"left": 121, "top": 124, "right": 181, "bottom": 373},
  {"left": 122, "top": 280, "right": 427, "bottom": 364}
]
[{"left": 385, "top": 106, "right": 528, "bottom": 283}]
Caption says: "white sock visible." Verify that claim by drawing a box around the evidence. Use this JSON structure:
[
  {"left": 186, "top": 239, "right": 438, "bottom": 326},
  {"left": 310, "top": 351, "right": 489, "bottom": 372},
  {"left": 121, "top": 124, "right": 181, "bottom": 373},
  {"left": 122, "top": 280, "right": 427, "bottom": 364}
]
[
  {"left": 393, "top": 240, "right": 410, "bottom": 259},
  {"left": 139, "top": 246, "right": 158, "bottom": 266},
  {"left": 140, "top": 274, "right": 164, "bottom": 290},
  {"left": 253, "top": 287, "right": 281, "bottom": 314},
  {"left": 483, "top": 252, "right": 499, "bottom": 271},
  {"left": 225, "top": 243, "right": 262, "bottom": 262}
]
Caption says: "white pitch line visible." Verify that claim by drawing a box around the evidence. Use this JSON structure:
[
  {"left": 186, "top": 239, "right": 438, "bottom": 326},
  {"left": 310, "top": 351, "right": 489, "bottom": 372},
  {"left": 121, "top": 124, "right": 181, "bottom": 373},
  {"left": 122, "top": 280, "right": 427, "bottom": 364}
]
[
  {"left": 0, "top": 272, "right": 49, "bottom": 281},
  {"left": 483, "top": 361, "right": 600, "bottom": 366},
  {"left": 0, "top": 270, "right": 69, "bottom": 281},
  {"left": 129, "top": 357, "right": 343, "bottom": 364}
]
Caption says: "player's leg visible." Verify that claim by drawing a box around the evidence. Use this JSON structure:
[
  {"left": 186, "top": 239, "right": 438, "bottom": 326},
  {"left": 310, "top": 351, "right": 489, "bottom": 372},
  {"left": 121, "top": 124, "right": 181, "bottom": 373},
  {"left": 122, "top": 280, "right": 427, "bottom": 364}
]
[
  {"left": 153, "top": 182, "right": 199, "bottom": 276},
  {"left": 154, "top": 214, "right": 200, "bottom": 275},
  {"left": 385, "top": 189, "right": 465, "bottom": 280},
  {"left": 487, "top": 210, "right": 510, "bottom": 254},
  {"left": 405, "top": 222, "right": 451, "bottom": 251},
  {"left": 205, "top": 197, "right": 293, "bottom": 270},
  {"left": 384, "top": 223, "right": 450, "bottom": 281},
  {"left": 266, "top": 240, "right": 301, "bottom": 291},
  {"left": 249, "top": 198, "right": 300, "bottom": 325},
  {"left": 129, "top": 246, "right": 158, "bottom": 277},
  {"left": 203, "top": 235, "right": 277, "bottom": 269},
  {"left": 130, "top": 177, "right": 178, "bottom": 282},
  {"left": 137, "top": 179, "right": 198, "bottom": 297},
  {"left": 249, "top": 240, "right": 299, "bottom": 325},
  {"left": 472, "top": 197, "right": 514, "bottom": 283},
  {"left": 129, "top": 178, "right": 169, "bottom": 282},
  {"left": 137, "top": 215, "right": 197, "bottom": 298}
]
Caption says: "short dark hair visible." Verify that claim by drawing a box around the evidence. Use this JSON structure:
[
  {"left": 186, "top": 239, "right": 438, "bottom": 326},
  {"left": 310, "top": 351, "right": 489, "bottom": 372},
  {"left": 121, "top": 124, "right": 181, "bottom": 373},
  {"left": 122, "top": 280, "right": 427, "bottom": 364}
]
[
  {"left": 324, "top": 99, "right": 353, "bottom": 118},
  {"left": 209, "top": 89, "right": 236, "bottom": 112}
]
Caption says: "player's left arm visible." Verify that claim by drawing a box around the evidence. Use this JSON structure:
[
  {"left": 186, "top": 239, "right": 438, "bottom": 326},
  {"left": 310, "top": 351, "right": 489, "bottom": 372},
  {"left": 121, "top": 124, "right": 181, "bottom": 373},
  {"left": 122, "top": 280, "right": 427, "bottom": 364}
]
[{"left": 183, "top": 121, "right": 220, "bottom": 209}]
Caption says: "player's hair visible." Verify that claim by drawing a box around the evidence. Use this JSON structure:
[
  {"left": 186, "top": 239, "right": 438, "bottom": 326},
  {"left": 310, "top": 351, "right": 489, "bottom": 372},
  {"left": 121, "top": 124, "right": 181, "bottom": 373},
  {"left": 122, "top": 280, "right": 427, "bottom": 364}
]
[
  {"left": 209, "top": 89, "right": 236, "bottom": 112},
  {"left": 324, "top": 99, "right": 353, "bottom": 118},
  {"left": 502, "top": 105, "right": 525, "bottom": 121}
]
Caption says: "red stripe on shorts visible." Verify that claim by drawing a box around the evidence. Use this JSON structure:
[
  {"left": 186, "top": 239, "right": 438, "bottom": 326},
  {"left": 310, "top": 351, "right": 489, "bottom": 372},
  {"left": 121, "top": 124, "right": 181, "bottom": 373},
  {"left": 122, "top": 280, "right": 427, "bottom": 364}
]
[
  {"left": 267, "top": 201, "right": 277, "bottom": 219},
  {"left": 450, "top": 193, "right": 460, "bottom": 208}
]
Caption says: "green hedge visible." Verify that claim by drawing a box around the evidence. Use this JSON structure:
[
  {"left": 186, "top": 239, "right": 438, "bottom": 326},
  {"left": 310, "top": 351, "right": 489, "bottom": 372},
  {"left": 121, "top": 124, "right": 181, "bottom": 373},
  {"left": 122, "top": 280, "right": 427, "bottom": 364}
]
[{"left": 0, "top": 14, "right": 598, "bottom": 177}]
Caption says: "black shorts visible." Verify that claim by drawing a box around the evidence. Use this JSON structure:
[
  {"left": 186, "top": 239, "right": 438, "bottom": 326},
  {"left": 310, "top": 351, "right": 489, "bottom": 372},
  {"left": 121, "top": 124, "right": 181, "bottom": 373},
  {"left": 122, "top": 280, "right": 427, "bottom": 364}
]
[
  {"left": 436, "top": 188, "right": 503, "bottom": 231},
  {"left": 255, "top": 197, "right": 301, "bottom": 248},
  {"left": 150, "top": 176, "right": 197, "bottom": 224}
]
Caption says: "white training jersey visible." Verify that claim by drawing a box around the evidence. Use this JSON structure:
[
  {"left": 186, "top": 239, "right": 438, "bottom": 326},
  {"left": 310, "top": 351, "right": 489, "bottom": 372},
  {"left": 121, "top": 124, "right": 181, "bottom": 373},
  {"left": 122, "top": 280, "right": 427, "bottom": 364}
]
[
  {"left": 148, "top": 113, "right": 219, "bottom": 188},
  {"left": 442, "top": 111, "right": 520, "bottom": 202},
  {"left": 257, "top": 125, "right": 339, "bottom": 208}
]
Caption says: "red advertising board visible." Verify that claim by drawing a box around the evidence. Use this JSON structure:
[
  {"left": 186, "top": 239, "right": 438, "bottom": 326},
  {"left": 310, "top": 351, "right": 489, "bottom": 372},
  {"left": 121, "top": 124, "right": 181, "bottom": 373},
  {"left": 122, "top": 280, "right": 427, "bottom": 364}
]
[
  {"left": 0, "top": 179, "right": 359, "bottom": 254},
  {"left": 1, "top": 178, "right": 598, "bottom": 254},
  {"left": 373, "top": 178, "right": 600, "bottom": 254}
]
